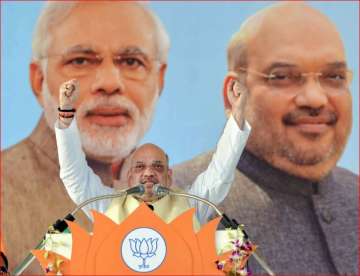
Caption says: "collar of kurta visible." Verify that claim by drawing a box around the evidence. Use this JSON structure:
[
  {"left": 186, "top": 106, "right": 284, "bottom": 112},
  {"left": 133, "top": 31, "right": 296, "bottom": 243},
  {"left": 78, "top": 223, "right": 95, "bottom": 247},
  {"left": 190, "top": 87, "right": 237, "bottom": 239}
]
[
  {"left": 104, "top": 193, "right": 201, "bottom": 231},
  {"left": 237, "top": 149, "right": 358, "bottom": 275},
  {"left": 236, "top": 149, "right": 334, "bottom": 197}
]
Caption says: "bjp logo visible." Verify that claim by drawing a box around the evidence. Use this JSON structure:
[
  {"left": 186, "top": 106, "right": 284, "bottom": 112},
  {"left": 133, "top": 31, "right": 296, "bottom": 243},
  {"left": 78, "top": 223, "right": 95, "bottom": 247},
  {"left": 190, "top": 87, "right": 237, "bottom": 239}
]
[{"left": 122, "top": 228, "right": 166, "bottom": 272}]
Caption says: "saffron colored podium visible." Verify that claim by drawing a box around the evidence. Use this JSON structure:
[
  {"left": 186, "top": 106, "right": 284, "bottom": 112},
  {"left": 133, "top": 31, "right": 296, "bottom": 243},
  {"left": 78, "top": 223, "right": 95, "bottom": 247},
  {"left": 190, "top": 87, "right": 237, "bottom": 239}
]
[{"left": 32, "top": 203, "right": 255, "bottom": 275}]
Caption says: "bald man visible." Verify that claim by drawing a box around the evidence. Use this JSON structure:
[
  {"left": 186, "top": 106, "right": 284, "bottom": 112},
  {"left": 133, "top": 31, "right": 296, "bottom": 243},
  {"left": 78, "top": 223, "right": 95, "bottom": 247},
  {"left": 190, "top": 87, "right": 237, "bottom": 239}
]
[
  {"left": 173, "top": 3, "right": 358, "bottom": 275},
  {"left": 55, "top": 79, "right": 250, "bottom": 227}
]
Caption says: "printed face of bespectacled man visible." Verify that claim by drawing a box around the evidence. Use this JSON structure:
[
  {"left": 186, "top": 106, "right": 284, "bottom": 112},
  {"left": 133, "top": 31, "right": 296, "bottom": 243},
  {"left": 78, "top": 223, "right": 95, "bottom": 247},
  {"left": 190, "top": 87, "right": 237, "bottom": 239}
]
[
  {"left": 30, "top": 2, "right": 166, "bottom": 163},
  {"left": 127, "top": 144, "right": 172, "bottom": 202},
  {"left": 226, "top": 6, "right": 352, "bottom": 181}
]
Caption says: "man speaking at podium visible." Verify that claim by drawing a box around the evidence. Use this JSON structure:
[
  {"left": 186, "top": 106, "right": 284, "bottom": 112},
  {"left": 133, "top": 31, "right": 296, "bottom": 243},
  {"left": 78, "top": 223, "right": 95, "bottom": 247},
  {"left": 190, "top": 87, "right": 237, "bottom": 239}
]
[{"left": 55, "top": 79, "right": 251, "bottom": 227}]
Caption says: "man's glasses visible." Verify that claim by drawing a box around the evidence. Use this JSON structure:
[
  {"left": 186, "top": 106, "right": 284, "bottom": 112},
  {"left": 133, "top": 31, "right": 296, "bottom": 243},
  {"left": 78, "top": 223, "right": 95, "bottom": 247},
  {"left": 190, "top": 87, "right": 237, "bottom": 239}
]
[
  {"left": 41, "top": 52, "right": 160, "bottom": 81},
  {"left": 235, "top": 66, "right": 353, "bottom": 94}
]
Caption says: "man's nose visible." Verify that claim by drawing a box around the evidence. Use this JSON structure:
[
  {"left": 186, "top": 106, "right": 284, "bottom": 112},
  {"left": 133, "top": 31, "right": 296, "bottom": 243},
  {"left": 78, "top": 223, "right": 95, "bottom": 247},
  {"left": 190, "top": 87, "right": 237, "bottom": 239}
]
[
  {"left": 143, "top": 166, "right": 155, "bottom": 177},
  {"left": 294, "top": 76, "right": 328, "bottom": 109},
  {"left": 91, "top": 59, "right": 125, "bottom": 95}
]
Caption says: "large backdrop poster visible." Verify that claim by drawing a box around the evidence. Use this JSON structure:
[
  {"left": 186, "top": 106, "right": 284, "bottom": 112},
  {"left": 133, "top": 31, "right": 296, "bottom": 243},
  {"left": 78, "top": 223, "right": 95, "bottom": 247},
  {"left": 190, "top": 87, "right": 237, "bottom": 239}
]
[{"left": 2, "top": 1, "right": 358, "bottom": 173}]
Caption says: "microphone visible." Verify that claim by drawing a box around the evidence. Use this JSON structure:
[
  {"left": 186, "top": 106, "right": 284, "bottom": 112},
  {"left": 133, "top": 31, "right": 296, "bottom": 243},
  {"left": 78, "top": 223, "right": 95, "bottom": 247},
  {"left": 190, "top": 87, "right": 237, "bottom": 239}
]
[
  {"left": 49, "top": 185, "right": 145, "bottom": 233},
  {"left": 13, "top": 185, "right": 145, "bottom": 275},
  {"left": 70, "top": 184, "right": 144, "bottom": 217},
  {"left": 153, "top": 184, "right": 227, "bottom": 224},
  {"left": 153, "top": 184, "right": 170, "bottom": 197},
  {"left": 126, "top": 185, "right": 145, "bottom": 196},
  {"left": 152, "top": 184, "right": 275, "bottom": 276}
]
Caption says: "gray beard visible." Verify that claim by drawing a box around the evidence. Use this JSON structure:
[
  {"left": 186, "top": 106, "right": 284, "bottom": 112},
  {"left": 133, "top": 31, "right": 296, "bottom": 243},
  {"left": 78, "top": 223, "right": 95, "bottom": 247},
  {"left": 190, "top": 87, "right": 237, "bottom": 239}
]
[{"left": 42, "top": 80, "right": 157, "bottom": 162}]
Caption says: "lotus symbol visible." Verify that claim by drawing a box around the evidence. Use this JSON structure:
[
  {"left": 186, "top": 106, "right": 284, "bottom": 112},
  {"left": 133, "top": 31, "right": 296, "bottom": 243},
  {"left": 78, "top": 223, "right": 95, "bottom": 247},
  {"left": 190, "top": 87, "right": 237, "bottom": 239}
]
[{"left": 129, "top": 238, "right": 158, "bottom": 269}]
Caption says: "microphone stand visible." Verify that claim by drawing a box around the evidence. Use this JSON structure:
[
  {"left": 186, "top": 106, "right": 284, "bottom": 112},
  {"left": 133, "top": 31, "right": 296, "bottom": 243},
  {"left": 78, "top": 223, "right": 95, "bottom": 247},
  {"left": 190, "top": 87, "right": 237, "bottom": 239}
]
[
  {"left": 12, "top": 186, "right": 144, "bottom": 275},
  {"left": 153, "top": 184, "right": 275, "bottom": 276}
]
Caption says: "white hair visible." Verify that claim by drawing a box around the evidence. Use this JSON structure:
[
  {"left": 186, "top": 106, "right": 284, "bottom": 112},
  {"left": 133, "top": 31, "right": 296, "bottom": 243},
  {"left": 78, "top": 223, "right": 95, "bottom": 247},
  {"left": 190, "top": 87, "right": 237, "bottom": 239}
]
[{"left": 31, "top": 1, "right": 170, "bottom": 64}]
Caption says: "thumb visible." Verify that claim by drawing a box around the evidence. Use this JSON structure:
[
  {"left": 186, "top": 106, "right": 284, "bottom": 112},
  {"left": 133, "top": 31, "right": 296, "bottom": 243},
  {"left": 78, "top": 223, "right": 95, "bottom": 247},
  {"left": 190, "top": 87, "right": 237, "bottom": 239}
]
[{"left": 59, "top": 79, "right": 79, "bottom": 109}]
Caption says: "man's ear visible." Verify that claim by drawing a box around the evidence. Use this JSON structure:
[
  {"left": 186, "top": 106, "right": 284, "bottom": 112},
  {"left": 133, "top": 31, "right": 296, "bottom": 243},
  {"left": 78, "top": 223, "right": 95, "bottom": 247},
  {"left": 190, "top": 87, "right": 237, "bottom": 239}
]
[
  {"left": 126, "top": 169, "right": 133, "bottom": 188},
  {"left": 30, "top": 62, "right": 44, "bottom": 107},
  {"left": 157, "top": 63, "right": 167, "bottom": 96},
  {"left": 223, "top": 74, "right": 238, "bottom": 118},
  {"left": 166, "top": 168, "right": 173, "bottom": 187}
]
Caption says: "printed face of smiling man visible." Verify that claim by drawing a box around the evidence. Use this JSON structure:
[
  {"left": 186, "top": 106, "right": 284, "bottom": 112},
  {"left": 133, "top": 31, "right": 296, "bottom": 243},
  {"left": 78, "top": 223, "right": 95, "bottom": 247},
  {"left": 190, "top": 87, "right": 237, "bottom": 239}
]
[
  {"left": 30, "top": 2, "right": 167, "bottom": 162},
  {"left": 227, "top": 4, "right": 353, "bottom": 180}
]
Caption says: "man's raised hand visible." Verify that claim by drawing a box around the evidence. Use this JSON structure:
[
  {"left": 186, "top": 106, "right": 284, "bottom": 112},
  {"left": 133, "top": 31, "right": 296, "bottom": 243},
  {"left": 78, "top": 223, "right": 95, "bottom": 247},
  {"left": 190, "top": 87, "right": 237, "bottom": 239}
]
[
  {"left": 58, "top": 79, "right": 79, "bottom": 128},
  {"left": 228, "top": 79, "right": 248, "bottom": 130},
  {"left": 59, "top": 79, "right": 79, "bottom": 110}
]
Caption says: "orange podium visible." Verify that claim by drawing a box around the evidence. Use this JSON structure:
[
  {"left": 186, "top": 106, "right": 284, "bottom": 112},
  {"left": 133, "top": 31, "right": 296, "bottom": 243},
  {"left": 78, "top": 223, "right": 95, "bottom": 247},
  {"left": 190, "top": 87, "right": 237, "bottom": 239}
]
[{"left": 32, "top": 203, "right": 255, "bottom": 275}]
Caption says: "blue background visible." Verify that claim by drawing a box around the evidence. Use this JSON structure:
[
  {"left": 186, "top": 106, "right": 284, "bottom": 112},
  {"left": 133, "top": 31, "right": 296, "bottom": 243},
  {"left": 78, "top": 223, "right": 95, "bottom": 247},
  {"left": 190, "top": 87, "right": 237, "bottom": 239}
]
[{"left": 1, "top": 1, "right": 358, "bottom": 174}]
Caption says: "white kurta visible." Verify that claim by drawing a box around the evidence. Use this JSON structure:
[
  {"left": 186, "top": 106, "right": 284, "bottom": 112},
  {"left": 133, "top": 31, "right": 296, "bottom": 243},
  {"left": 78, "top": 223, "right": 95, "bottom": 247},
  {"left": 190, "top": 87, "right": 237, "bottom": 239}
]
[{"left": 55, "top": 115, "right": 250, "bottom": 224}]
